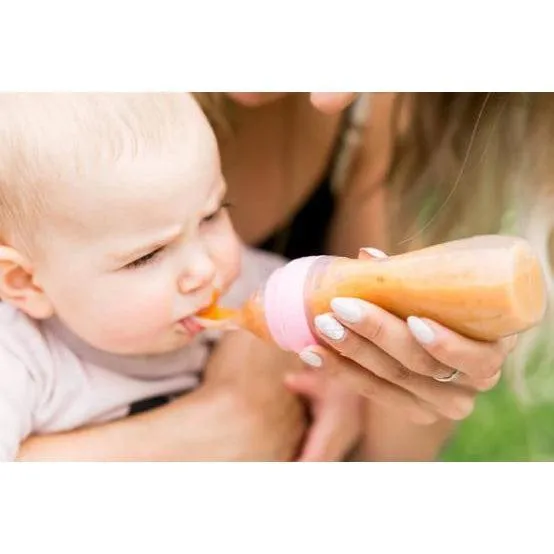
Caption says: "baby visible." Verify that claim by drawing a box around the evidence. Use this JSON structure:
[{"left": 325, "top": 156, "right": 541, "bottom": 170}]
[{"left": 0, "top": 93, "right": 298, "bottom": 461}]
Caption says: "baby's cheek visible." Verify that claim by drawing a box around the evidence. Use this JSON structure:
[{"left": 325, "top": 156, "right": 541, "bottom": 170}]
[
  {"left": 86, "top": 283, "right": 172, "bottom": 340},
  {"left": 215, "top": 230, "right": 242, "bottom": 288},
  {"left": 222, "top": 250, "right": 241, "bottom": 289}
]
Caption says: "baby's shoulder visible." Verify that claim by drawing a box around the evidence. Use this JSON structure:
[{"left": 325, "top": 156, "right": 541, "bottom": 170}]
[{"left": 0, "top": 303, "right": 54, "bottom": 374}]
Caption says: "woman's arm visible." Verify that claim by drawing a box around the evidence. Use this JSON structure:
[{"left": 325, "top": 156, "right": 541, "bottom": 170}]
[
  {"left": 18, "top": 388, "right": 240, "bottom": 461},
  {"left": 18, "top": 331, "right": 308, "bottom": 461}
]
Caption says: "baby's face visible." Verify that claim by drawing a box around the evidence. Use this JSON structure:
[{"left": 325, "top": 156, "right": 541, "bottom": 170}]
[{"left": 32, "top": 96, "right": 241, "bottom": 355}]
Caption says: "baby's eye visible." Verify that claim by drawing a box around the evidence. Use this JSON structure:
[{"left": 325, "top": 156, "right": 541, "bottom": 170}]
[
  {"left": 126, "top": 247, "right": 164, "bottom": 269},
  {"left": 202, "top": 201, "right": 232, "bottom": 224}
]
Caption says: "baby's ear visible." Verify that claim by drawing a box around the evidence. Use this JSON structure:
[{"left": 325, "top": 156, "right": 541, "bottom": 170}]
[{"left": 0, "top": 246, "right": 54, "bottom": 319}]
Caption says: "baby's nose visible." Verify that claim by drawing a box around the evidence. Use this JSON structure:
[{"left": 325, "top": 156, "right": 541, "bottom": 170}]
[{"left": 178, "top": 259, "right": 216, "bottom": 295}]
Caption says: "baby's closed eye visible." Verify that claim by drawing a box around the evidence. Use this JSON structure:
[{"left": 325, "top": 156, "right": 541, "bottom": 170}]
[{"left": 125, "top": 247, "right": 165, "bottom": 270}]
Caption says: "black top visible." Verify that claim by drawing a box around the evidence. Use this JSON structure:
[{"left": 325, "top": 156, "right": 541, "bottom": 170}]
[{"left": 257, "top": 171, "right": 336, "bottom": 260}]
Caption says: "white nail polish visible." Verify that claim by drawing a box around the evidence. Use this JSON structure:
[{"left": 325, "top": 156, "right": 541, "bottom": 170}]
[
  {"left": 360, "top": 247, "right": 388, "bottom": 259},
  {"left": 407, "top": 316, "right": 435, "bottom": 345},
  {"left": 314, "top": 314, "right": 346, "bottom": 341},
  {"left": 299, "top": 349, "right": 323, "bottom": 368},
  {"left": 331, "top": 297, "right": 364, "bottom": 323}
]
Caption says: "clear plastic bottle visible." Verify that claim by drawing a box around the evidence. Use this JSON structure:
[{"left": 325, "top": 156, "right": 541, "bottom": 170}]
[{"left": 200, "top": 235, "right": 548, "bottom": 353}]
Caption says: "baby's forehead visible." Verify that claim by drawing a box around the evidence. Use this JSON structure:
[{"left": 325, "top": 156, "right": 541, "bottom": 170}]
[
  {"left": 43, "top": 132, "right": 222, "bottom": 245},
  {"left": 53, "top": 148, "right": 218, "bottom": 222}
]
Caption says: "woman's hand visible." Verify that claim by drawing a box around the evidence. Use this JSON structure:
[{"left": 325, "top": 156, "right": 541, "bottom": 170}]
[
  {"left": 296, "top": 248, "right": 518, "bottom": 425},
  {"left": 201, "top": 329, "right": 309, "bottom": 460},
  {"left": 205, "top": 329, "right": 362, "bottom": 462},
  {"left": 284, "top": 370, "right": 363, "bottom": 461}
]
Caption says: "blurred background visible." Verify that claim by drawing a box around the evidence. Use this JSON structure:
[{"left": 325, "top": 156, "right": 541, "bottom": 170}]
[{"left": 442, "top": 333, "right": 554, "bottom": 461}]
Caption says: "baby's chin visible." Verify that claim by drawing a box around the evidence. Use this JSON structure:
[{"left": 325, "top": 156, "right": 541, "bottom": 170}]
[
  {"left": 79, "top": 329, "right": 198, "bottom": 357},
  {"left": 50, "top": 312, "right": 202, "bottom": 357}
]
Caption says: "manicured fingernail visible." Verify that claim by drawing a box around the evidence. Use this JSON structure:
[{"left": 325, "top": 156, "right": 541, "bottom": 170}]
[
  {"left": 331, "top": 297, "right": 365, "bottom": 323},
  {"left": 359, "top": 247, "right": 388, "bottom": 259},
  {"left": 314, "top": 314, "right": 346, "bottom": 341},
  {"left": 299, "top": 349, "right": 323, "bottom": 368},
  {"left": 407, "top": 316, "right": 435, "bottom": 344}
]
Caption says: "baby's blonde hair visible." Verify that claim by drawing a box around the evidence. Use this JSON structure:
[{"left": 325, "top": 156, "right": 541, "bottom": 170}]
[{"left": 0, "top": 93, "right": 197, "bottom": 252}]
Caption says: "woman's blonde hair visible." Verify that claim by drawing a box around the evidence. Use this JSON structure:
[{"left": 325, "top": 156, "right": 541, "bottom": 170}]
[
  {"left": 385, "top": 93, "right": 554, "bottom": 403},
  {"left": 194, "top": 92, "right": 554, "bottom": 261},
  {"left": 385, "top": 93, "right": 553, "bottom": 249}
]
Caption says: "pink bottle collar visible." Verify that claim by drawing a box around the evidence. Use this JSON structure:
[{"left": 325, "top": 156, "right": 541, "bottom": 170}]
[{"left": 263, "top": 256, "right": 321, "bottom": 353}]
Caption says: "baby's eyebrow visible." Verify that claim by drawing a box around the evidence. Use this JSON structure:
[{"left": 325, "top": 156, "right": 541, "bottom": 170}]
[{"left": 109, "top": 178, "right": 227, "bottom": 265}]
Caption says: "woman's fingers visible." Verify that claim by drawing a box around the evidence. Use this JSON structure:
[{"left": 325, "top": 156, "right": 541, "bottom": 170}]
[
  {"left": 315, "top": 303, "right": 453, "bottom": 381},
  {"left": 353, "top": 245, "right": 514, "bottom": 384},
  {"left": 406, "top": 316, "right": 517, "bottom": 381},
  {"left": 286, "top": 372, "right": 360, "bottom": 461},
  {"left": 298, "top": 346, "right": 440, "bottom": 425},
  {"left": 300, "top": 334, "right": 476, "bottom": 421}
]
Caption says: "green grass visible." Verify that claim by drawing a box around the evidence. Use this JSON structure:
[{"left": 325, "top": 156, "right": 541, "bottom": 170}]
[{"left": 441, "top": 339, "right": 554, "bottom": 461}]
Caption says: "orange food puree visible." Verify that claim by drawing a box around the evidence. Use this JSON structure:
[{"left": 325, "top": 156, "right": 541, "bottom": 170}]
[{"left": 196, "top": 291, "right": 237, "bottom": 320}]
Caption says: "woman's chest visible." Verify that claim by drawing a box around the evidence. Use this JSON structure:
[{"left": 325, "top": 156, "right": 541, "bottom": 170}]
[
  {"left": 221, "top": 98, "right": 343, "bottom": 246},
  {"left": 220, "top": 93, "right": 397, "bottom": 255}
]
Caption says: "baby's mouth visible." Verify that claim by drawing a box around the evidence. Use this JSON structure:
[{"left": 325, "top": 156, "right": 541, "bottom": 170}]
[
  {"left": 178, "top": 317, "right": 205, "bottom": 336},
  {"left": 193, "top": 290, "right": 239, "bottom": 330}
]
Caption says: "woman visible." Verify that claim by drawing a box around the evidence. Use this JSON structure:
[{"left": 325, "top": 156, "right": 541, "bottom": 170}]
[{"left": 19, "top": 92, "right": 551, "bottom": 461}]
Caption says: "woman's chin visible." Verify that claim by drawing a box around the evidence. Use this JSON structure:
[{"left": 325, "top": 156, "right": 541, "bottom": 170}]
[{"left": 226, "top": 92, "right": 289, "bottom": 107}]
